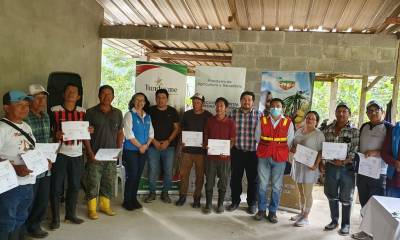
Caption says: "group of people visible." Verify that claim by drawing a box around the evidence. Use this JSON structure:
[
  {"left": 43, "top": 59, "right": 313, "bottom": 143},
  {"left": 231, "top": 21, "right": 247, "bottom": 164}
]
[{"left": 0, "top": 83, "right": 399, "bottom": 240}]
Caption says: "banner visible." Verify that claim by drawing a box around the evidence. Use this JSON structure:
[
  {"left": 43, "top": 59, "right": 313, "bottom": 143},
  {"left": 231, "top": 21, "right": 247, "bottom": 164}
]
[
  {"left": 195, "top": 66, "right": 246, "bottom": 113},
  {"left": 259, "top": 71, "right": 314, "bottom": 128},
  {"left": 135, "top": 61, "right": 187, "bottom": 193},
  {"left": 135, "top": 61, "right": 187, "bottom": 113}
]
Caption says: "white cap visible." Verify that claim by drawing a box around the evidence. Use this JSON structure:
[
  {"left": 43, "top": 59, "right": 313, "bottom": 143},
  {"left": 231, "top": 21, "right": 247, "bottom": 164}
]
[{"left": 28, "top": 84, "right": 49, "bottom": 96}]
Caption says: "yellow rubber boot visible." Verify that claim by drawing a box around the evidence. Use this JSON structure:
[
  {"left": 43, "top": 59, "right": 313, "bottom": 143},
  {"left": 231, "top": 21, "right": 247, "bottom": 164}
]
[
  {"left": 87, "top": 198, "right": 99, "bottom": 220},
  {"left": 99, "top": 196, "right": 116, "bottom": 216}
]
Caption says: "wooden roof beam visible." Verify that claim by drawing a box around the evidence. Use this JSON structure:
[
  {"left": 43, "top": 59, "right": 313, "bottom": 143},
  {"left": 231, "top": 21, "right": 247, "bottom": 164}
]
[
  {"left": 156, "top": 46, "right": 231, "bottom": 54},
  {"left": 146, "top": 52, "right": 231, "bottom": 63}
]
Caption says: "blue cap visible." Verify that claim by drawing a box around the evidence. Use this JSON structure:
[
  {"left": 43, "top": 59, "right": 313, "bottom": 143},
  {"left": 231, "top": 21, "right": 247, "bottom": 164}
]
[{"left": 3, "top": 90, "right": 33, "bottom": 105}]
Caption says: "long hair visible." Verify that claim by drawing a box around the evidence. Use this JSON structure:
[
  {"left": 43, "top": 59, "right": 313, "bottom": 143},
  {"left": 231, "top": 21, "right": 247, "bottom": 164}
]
[{"left": 128, "top": 92, "right": 150, "bottom": 113}]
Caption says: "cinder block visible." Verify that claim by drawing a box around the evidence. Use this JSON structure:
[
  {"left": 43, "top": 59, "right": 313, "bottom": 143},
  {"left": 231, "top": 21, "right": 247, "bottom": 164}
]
[
  {"left": 188, "top": 29, "right": 215, "bottom": 42},
  {"left": 285, "top": 32, "right": 311, "bottom": 45},
  {"left": 296, "top": 45, "right": 323, "bottom": 58},
  {"left": 370, "top": 35, "right": 398, "bottom": 48},
  {"left": 270, "top": 44, "right": 295, "bottom": 57},
  {"left": 144, "top": 27, "right": 167, "bottom": 40},
  {"left": 322, "top": 46, "right": 349, "bottom": 59},
  {"left": 166, "top": 28, "right": 189, "bottom": 41},
  {"left": 360, "top": 61, "right": 369, "bottom": 75},
  {"left": 368, "top": 60, "right": 396, "bottom": 76},
  {"left": 377, "top": 48, "right": 397, "bottom": 61},
  {"left": 349, "top": 47, "right": 377, "bottom": 60},
  {"left": 339, "top": 34, "right": 370, "bottom": 47},
  {"left": 239, "top": 31, "right": 259, "bottom": 42},
  {"left": 280, "top": 57, "right": 308, "bottom": 71},
  {"left": 307, "top": 58, "right": 334, "bottom": 73},
  {"left": 232, "top": 43, "right": 247, "bottom": 56},
  {"left": 245, "top": 78, "right": 262, "bottom": 92},
  {"left": 214, "top": 30, "right": 239, "bottom": 42},
  {"left": 334, "top": 60, "right": 361, "bottom": 74},
  {"left": 232, "top": 55, "right": 256, "bottom": 68},
  {"left": 247, "top": 44, "right": 269, "bottom": 57},
  {"left": 255, "top": 57, "right": 280, "bottom": 69},
  {"left": 246, "top": 70, "right": 261, "bottom": 82},
  {"left": 259, "top": 31, "right": 284, "bottom": 44},
  {"left": 311, "top": 32, "right": 339, "bottom": 45}
]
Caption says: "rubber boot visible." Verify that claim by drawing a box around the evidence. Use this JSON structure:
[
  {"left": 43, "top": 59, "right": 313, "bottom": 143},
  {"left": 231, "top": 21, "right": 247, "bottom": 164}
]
[
  {"left": 49, "top": 198, "right": 60, "bottom": 230},
  {"left": 216, "top": 191, "right": 225, "bottom": 214},
  {"left": 99, "top": 196, "right": 116, "bottom": 216},
  {"left": 202, "top": 191, "right": 212, "bottom": 214},
  {"left": 87, "top": 198, "right": 99, "bottom": 220},
  {"left": 339, "top": 204, "right": 351, "bottom": 235}
]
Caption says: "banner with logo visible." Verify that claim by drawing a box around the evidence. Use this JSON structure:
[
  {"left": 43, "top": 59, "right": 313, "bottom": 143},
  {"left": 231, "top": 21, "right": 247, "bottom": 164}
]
[
  {"left": 135, "top": 61, "right": 187, "bottom": 193},
  {"left": 195, "top": 66, "right": 246, "bottom": 113},
  {"left": 135, "top": 61, "right": 187, "bottom": 113}
]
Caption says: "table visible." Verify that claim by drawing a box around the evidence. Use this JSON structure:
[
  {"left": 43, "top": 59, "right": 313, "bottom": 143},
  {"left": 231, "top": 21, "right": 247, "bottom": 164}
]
[{"left": 360, "top": 196, "right": 400, "bottom": 240}]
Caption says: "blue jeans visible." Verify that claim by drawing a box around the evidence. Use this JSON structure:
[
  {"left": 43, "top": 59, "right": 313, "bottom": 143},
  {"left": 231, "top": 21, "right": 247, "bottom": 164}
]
[
  {"left": 257, "top": 157, "right": 286, "bottom": 213},
  {"left": 386, "top": 186, "right": 400, "bottom": 198},
  {"left": 0, "top": 185, "right": 33, "bottom": 234},
  {"left": 123, "top": 149, "right": 146, "bottom": 207},
  {"left": 147, "top": 146, "right": 175, "bottom": 192}
]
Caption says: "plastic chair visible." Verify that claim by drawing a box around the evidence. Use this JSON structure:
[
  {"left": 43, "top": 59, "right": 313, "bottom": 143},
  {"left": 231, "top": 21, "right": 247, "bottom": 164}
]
[{"left": 115, "top": 154, "right": 125, "bottom": 198}]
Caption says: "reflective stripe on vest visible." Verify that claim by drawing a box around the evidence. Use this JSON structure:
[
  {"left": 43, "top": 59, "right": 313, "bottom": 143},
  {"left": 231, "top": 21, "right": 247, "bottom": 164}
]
[{"left": 260, "top": 116, "right": 288, "bottom": 142}]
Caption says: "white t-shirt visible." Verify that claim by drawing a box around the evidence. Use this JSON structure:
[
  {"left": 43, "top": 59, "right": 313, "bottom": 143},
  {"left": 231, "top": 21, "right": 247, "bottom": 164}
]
[{"left": 0, "top": 119, "right": 36, "bottom": 185}]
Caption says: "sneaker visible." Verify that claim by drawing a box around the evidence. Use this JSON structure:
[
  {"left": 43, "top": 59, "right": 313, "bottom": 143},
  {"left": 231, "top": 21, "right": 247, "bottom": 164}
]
[
  {"left": 254, "top": 210, "right": 267, "bottom": 221},
  {"left": 338, "top": 224, "right": 350, "bottom": 236},
  {"left": 145, "top": 192, "right": 156, "bottom": 203},
  {"left": 160, "top": 191, "right": 171, "bottom": 203},
  {"left": 290, "top": 213, "right": 303, "bottom": 221},
  {"left": 247, "top": 205, "right": 257, "bottom": 215},
  {"left": 28, "top": 228, "right": 49, "bottom": 238},
  {"left": 351, "top": 231, "right": 372, "bottom": 240},
  {"left": 294, "top": 217, "right": 309, "bottom": 227},
  {"left": 267, "top": 212, "right": 278, "bottom": 224},
  {"left": 226, "top": 203, "right": 239, "bottom": 212},
  {"left": 324, "top": 220, "right": 338, "bottom": 231}
]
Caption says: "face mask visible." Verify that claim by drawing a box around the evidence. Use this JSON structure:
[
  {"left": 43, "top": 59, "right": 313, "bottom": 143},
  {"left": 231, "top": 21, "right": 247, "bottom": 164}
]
[{"left": 270, "top": 108, "right": 282, "bottom": 117}]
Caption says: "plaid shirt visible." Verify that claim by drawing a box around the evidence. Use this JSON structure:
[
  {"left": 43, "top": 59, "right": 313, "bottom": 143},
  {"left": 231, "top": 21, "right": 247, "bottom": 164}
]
[
  {"left": 229, "top": 107, "right": 261, "bottom": 151},
  {"left": 322, "top": 120, "right": 359, "bottom": 161},
  {"left": 24, "top": 111, "right": 51, "bottom": 177}
]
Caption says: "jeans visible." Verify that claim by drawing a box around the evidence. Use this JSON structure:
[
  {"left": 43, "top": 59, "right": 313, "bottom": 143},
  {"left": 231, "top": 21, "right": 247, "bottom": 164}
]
[
  {"left": 123, "top": 150, "right": 146, "bottom": 207},
  {"left": 324, "top": 163, "right": 355, "bottom": 224},
  {"left": 0, "top": 185, "right": 33, "bottom": 235},
  {"left": 257, "top": 157, "right": 286, "bottom": 213},
  {"left": 356, "top": 174, "right": 386, "bottom": 207},
  {"left": 230, "top": 147, "right": 258, "bottom": 206},
  {"left": 386, "top": 186, "right": 400, "bottom": 198},
  {"left": 147, "top": 146, "right": 175, "bottom": 192},
  {"left": 26, "top": 176, "right": 51, "bottom": 232}
]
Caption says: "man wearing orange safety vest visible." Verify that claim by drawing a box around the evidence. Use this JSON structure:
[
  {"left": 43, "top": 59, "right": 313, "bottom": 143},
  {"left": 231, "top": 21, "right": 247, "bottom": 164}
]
[{"left": 254, "top": 98, "right": 294, "bottom": 224}]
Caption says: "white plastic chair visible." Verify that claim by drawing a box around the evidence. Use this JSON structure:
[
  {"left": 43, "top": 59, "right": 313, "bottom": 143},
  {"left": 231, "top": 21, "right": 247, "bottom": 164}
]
[{"left": 115, "top": 154, "right": 125, "bottom": 198}]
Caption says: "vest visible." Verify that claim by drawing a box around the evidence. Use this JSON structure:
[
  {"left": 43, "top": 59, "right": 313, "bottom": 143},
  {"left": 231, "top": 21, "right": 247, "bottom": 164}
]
[
  {"left": 257, "top": 116, "right": 291, "bottom": 162},
  {"left": 123, "top": 111, "right": 151, "bottom": 151}
]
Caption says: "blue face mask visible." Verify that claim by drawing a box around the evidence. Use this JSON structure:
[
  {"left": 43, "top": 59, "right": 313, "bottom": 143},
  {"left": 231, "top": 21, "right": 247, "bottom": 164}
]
[{"left": 270, "top": 108, "right": 282, "bottom": 117}]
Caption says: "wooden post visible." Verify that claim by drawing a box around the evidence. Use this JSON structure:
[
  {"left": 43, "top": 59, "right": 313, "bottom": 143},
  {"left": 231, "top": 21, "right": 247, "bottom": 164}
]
[
  {"left": 358, "top": 76, "right": 368, "bottom": 127},
  {"left": 329, "top": 79, "right": 338, "bottom": 121},
  {"left": 392, "top": 41, "right": 400, "bottom": 123}
]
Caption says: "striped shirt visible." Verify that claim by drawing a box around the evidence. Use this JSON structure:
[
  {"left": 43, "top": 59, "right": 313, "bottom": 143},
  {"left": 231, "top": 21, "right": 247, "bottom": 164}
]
[
  {"left": 229, "top": 108, "right": 261, "bottom": 151},
  {"left": 50, "top": 105, "right": 86, "bottom": 157}
]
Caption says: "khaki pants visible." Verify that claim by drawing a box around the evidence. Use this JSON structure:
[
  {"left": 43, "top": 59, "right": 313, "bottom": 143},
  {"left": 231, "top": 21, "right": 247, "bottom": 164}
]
[
  {"left": 179, "top": 152, "right": 205, "bottom": 198},
  {"left": 297, "top": 183, "right": 314, "bottom": 212}
]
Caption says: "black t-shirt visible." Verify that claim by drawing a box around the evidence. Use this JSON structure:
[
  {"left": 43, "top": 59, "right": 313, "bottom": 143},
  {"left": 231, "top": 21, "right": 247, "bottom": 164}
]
[
  {"left": 181, "top": 109, "right": 212, "bottom": 154},
  {"left": 148, "top": 105, "right": 179, "bottom": 147}
]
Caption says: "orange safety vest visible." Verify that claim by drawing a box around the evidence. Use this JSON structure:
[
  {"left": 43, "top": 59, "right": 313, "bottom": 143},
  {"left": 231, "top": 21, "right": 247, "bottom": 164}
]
[{"left": 256, "top": 116, "right": 291, "bottom": 162}]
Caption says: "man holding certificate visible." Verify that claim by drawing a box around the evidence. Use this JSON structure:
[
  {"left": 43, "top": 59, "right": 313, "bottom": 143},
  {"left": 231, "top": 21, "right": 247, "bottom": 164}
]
[
  {"left": 352, "top": 100, "right": 391, "bottom": 240},
  {"left": 49, "top": 83, "right": 90, "bottom": 229},
  {"left": 321, "top": 102, "right": 359, "bottom": 236},
  {"left": 227, "top": 91, "right": 261, "bottom": 214},
  {"left": 0, "top": 90, "right": 35, "bottom": 239},
  {"left": 203, "top": 97, "right": 236, "bottom": 214},
  {"left": 175, "top": 93, "right": 211, "bottom": 208},
  {"left": 254, "top": 98, "right": 294, "bottom": 224},
  {"left": 83, "top": 85, "right": 123, "bottom": 219},
  {"left": 24, "top": 84, "right": 53, "bottom": 238}
]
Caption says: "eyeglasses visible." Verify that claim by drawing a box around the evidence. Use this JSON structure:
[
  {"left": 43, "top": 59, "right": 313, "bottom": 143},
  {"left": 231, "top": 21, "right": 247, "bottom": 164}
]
[{"left": 366, "top": 109, "right": 381, "bottom": 114}]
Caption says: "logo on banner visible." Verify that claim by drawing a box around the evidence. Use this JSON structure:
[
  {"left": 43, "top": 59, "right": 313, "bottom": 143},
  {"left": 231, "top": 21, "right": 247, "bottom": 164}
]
[{"left": 145, "top": 77, "right": 178, "bottom": 94}]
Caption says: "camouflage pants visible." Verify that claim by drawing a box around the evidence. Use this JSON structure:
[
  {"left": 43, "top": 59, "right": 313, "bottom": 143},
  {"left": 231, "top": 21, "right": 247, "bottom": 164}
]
[{"left": 85, "top": 161, "right": 116, "bottom": 200}]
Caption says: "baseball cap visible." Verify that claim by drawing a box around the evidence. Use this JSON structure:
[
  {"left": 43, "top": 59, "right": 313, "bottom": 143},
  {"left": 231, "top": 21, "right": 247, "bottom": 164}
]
[
  {"left": 366, "top": 100, "right": 382, "bottom": 110},
  {"left": 28, "top": 84, "right": 49, "bottom": 96},
  {"left": 336, "top": 101, "right": 351, "bottom": 113},
  {"left": 191, "top": 93, "right": 205, "bottom": 102},
  {"left": 3, "top": 90, "right": 33, "bottom": 105}
]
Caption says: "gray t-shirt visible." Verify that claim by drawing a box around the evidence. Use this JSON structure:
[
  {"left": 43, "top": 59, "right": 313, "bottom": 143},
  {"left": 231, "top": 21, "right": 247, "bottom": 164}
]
[
  {"left": 291, "top": 128, "right": 325, "bottom": 184},
  {"left": 85, "top": 104, "right": 123, "bottom": 153},
  {"left": 359, "top": 122, "right": 389, "bottom": 175}
]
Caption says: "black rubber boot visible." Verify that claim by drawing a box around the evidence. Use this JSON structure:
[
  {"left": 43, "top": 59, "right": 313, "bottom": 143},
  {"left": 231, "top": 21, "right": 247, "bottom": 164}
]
[
  {"left": 202, "top": 191, "right": 212, "bottom": 214},
  {"left": 216, "top": 191, "right": 225, "bottom": 214}
]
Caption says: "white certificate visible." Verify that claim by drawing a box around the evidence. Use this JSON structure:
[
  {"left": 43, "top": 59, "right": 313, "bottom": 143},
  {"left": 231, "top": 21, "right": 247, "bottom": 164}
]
[
  {"left": 322, "top": 142, "right": 348, "bottom": 160},
  {"left": 0, "top": 160, "right": 18, "bottom": 194},
  {"left": 21, "top": 149, "right": 49, "bottom": 176},
  {"left": 358, "top": 153, "right": 381, "bottom": 179},
  {"left": 294, "top": 144, "right": 318, "bottom": 168},
  {"left": 62, "top": 121, "right": 91, "bottom": 141},
  {"left": 182, "top": 131, "right": 203, "bottom": 147},
  {"left": 207, "top": 139, "right": 230, "bottom": 156},
  {"left": 36, "top": 143, "right": 60, "bottom": 163},
  {"left": 95, "top": 148, "right": 121, "bottom": 161}
]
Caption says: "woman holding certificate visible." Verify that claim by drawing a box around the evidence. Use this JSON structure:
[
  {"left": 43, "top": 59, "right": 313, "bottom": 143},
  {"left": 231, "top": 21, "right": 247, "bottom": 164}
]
[
  {"left": 122, "top": 93, "right": 154, "bottom": 211},
  {"left": 290, "top": 111, "right": 325, "bottom": 227}
]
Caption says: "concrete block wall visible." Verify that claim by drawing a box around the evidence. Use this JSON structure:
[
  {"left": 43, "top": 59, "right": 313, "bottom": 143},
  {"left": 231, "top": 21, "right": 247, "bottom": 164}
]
[{"left": 0, "top": 0, "right": 104, "bottom": 115}]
